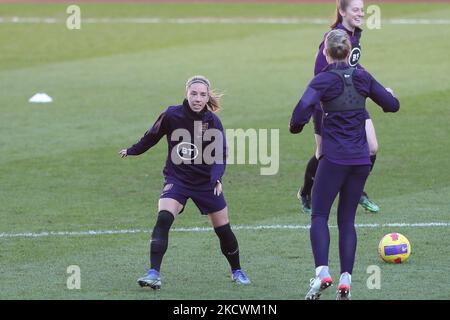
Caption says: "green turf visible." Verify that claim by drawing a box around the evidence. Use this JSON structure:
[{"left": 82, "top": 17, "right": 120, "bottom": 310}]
[{"left": 0, "top": 2, "right": 449, "bottom": 300}]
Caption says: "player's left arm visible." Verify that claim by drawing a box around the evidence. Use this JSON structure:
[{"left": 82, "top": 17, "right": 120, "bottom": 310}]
[
  {"left": 210, "top": 116, "right": 227, "bottom": 195},
  {"left": 367, "top": 73, "right": 400, "bottom": 113}
]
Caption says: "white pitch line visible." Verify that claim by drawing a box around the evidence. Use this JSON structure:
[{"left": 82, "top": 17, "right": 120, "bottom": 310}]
[
  {"left": 0, "top": 222, "right": 448, "bottom": 239},
  {"left": 1, "top": 17, "right": 450, "bottom": 25}
]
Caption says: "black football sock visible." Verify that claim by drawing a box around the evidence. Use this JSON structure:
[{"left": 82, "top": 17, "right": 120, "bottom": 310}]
[
  {"left": 214, "top": 223, "right": 241, "bottom": 271},
  {"left": 370, "top": 154, "right": 377, "bottom": 172},
  {"left": 150, "top": 210, "right": 174, "bottom": 272},
  {"left": 301, "top": 155, "right": 319, "bottom": 197}
]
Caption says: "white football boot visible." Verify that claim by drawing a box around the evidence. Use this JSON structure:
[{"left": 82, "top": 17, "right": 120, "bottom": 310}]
[
  {"left": 336, "top": 272, "right": 352, "bottom": 300},
  {"left": 305, "top": 266, "right": 334, "bottom": 300}
]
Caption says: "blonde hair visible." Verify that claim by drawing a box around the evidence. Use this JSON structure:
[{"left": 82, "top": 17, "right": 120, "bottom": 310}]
[
  {"left": 185, "top": 75, "right": 223, "bottom": 112},
  {"left": 325, "top": 29, "right": 352, "bottom": 61}
]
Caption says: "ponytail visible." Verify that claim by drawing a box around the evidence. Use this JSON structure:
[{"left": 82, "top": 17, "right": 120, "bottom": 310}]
[
  {"left": 331, "top": 0, "right": 348, "bottom": 29},
  {"left": 325, "top": 29, "right": 352, "bottom": 61},
  {"left": 207, "top": 89, "right": 223, "bottom": 113}
]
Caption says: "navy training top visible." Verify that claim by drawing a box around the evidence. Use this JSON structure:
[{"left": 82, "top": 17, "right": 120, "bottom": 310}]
[
  {"left": 289, "top": 63, "right": 400, "bottom": 165},
  {"left": 313, "top": 23, "right": 368, "bottom": 125},
  {"left": 314, "top": 23, "right": 364, "bottom": 76},
  {"left": 127, "top": 99, "right": 227, "bottom": 190}
]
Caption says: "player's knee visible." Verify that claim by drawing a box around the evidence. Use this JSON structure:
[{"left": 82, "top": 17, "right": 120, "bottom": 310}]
[
  {"left": 337, "top": 219, "right": 356, "bottom": 231},
  {"left": 214, "top": 223, "right": 239, "bottom": 255},
  {"left": 154, "top": 210, "right": 175, "bottom": 231},
  {"left": 151, "top": 211, "right": 174, "bottom": 253},
  {"left": 311, "top": 212, "right": 329, "bottom": 222}
]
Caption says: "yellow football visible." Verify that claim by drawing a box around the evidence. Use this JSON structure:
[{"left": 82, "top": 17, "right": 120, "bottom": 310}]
[{"left": 378, "top": 233, "right": 411, "bottom": 264}]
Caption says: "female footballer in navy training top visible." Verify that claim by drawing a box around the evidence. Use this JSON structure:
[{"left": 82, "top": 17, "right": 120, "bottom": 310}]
[
  {"left": 290, "top": 30, "right": 399, "bottom": 300},
  {"left": 297, "top": 0, "right": 381, "bottom": 214},
  {"left": 119, "top": 75, "right": 250, "bottom": 289}
]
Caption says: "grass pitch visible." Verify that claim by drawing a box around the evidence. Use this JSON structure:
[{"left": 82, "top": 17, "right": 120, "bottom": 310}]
[{"left": 0, "top": 2, "right": 449, "bottom": 300}]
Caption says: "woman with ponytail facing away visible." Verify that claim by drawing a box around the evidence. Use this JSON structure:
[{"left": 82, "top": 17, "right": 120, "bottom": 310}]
[
  {"left": 290, "top": 30, "right": 399, "bottom": 300},
  {"left": 297, "top": 0, "right": 381, "bottom": 215}
]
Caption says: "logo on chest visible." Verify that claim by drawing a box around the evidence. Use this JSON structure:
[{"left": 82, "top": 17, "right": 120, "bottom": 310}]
[
  {"left": 176, "top": 142, "right": 199, "bottom": 161},
  {"left": 195, "top": 122, "right": 209, "bottom": 138},
  {"left": 171, "top": 121, "right": 223, "bottom": 165},
  {"left": 349, "top": 46, "right": 362, "bottom": 67}
]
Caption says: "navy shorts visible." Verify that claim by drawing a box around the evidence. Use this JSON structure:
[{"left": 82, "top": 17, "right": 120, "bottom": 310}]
[{"left": 159, "top": 183, "right": 227, "bottom": 215}]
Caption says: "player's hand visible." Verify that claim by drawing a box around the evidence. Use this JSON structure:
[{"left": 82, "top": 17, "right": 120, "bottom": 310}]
[
  {"left": 214, "top": 180, "right": 222, "bottom": 196},
  {"left": 386, "top": 88, "right": 395, "bottom": 97},
  {"left": 118, "top": 149, "right": 128, "bottom": 158}
]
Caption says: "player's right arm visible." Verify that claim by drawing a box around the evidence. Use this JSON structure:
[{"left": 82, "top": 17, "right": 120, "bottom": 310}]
[
  {"left": 119, "top": 110, "right": 169, "bottom": 157},
  {"left": 289, "top": 73, "right": 332, "bottom": 134}
]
